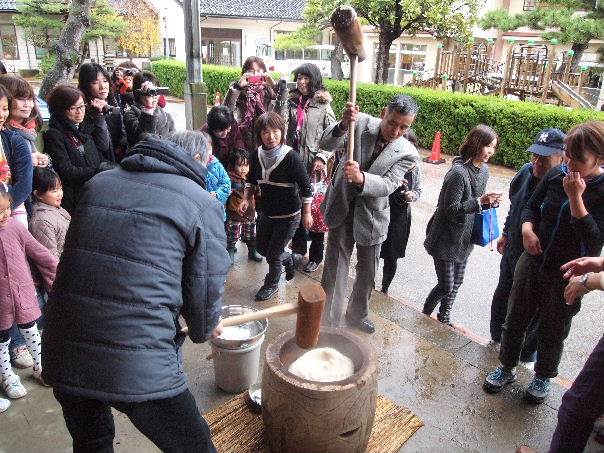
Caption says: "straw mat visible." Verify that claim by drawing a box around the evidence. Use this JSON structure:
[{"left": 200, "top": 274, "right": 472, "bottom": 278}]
[{"left": 204, "top": 393, "right": 423, "bottom": 453}]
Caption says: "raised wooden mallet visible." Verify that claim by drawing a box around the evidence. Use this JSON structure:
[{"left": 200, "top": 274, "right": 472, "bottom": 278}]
[
  {"left": 330, "top": 6, "right": 366, "bottom": 164},
  {"left": 182, "top": 284, "right": 326, "bottom": 349}
]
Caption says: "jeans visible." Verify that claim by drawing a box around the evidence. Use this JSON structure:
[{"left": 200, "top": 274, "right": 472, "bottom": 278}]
[
  {"left": 54, "top": 389, "right": 217, "bottom": 453},
  {"left": 256, "top": 212, "right": 300, "bottom": 287},
  {"left": 549, "top": 335, "right": 604, "bottom": 452},
  {"left": 9, "top": 290, "right": 46, "bottom": 352},
  {"left": 490, "top": 248, "right": 538, "bottom": 362},
  {"left": 499, "top": 253, "right": 580, "bottom": 378}
]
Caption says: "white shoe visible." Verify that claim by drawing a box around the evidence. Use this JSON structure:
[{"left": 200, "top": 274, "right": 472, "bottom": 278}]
[
  {"left": 11, "top": 346, "right": 34, "bottom": 369},
  {"left": 0, "top": 397, "right": 10, "bottom": 412},
  {"left": 32, "top": 368, "right": 49, "bottom": 387},
  {"left": 519, "top": 360, "right": 536, "bottom": 371},
  {"left": 3, "top": 375, "right": 27, "bottom": 399}
]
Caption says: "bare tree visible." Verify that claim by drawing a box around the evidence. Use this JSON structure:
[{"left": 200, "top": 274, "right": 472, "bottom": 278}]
[{"left": 39, "top": 0, "right": 92, "bottom": 99}]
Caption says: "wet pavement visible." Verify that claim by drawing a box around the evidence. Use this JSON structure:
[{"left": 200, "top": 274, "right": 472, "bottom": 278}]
[
  {"left": 164, "top": 99, "right": 603, "bottom": 382},
  {"left": 2, "top": 255, "right": 602, "bottom": 452}
]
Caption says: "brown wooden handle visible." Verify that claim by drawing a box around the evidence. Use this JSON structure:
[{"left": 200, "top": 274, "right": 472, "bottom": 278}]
[
  {"left": 181, "top": 302, "right": 299, "bottom": 335},
  {"left": 348, "top": 54, "right": 359, "bottom": 163}
]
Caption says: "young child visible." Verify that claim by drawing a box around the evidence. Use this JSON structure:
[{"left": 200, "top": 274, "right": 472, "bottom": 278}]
[
  {"left": 29, "top": 167, "right": 71, "bottom": 259},
  {"left": 302, "top": 152, "right": 331, "bottom": 273},
  {"left": 201, "top": 132, "right": 231, "bottom": 214},
  {"left": 0, "top": 183, "right": 58, "bottom": 407},
  {"left": 243, "top": 112, "right": 313, "bottom": 301},
  {"left": 225, "top": 148, "right": 262, "bottom": 264}
]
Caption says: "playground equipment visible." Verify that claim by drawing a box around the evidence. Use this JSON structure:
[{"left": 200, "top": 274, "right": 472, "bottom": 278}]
[{"left": 410, "top": 42, "right": 595, "bottom": 109}]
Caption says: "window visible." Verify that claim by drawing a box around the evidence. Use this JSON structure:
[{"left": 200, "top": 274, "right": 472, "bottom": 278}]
[
  {"left": 523, "top": 0, "right": 537, "bottom": 10},
  {"left": 303, "top": 48, "right": 319, "bottom": 60},
  {"left": 201, "top": 28, "right": 241, "bottom": 67},
  {"left": 399, "top": 44, "right": 427, "bottom": 73},
  {"left": 320, "top": 49, "right": 332, "bottom": 61},
  {"left": 0, "top": 25, "right": 18, "bottom": 60},
  {"left": 163, "top": 38, "right": 176, "bottom": 58}
]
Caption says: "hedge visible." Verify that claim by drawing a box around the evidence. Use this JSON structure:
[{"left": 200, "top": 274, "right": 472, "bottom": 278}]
[{"left": 151, "top": 59, "right": 604, "bottom": 169}]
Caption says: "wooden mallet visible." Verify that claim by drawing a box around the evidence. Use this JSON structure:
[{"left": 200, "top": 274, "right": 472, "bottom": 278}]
[
  {"left": 182, "top": 284, "right": 326, "bottom": 349},
  {"left": 330, "top": 6, "right": 366, "bottom": 164}
]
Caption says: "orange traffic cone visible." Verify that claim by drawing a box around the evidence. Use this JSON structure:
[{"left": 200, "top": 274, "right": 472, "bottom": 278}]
[
  {"left": 214, "top": 90, "right": 222, "bottom": 106},
  {"left": 424, "top": 131, "right": 445, "bottom": 164}
]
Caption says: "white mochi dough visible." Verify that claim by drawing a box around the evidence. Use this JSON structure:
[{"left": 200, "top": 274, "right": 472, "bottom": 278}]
[{"left": 288, "top": 347, "right": 355, "bottom": 382}]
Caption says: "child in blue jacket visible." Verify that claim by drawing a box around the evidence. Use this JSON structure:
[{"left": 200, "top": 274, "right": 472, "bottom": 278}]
[{"left": 202, "top": 132, "right": 231, "bottom": 217}]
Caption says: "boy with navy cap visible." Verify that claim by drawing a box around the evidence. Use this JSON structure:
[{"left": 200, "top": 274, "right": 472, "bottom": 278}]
[{"left": 489, "top": 128, "right": 566, "bottom": 366}]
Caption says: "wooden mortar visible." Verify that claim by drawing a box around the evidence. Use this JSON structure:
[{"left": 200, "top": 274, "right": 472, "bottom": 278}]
[{"left": 262, "top": 327, "right": 378, "bottom": 453}]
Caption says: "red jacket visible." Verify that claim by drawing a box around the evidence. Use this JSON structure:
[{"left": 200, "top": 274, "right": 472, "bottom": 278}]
[{"left": 0, "top": 218, "right": 57, "bottom": 329}]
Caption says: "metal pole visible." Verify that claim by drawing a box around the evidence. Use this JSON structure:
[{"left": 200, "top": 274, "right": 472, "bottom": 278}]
[{"left": 183, "top": 0, "right": 207, "bottom": 130}]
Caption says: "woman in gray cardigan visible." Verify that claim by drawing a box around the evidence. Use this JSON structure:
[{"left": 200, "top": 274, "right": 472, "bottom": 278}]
[{"left": 423, "top": 125, "right": 502, "bottom": 324}]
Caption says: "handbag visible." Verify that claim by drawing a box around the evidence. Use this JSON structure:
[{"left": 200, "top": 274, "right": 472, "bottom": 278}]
[
  {"left": 465, "top": 165, "right": 501, "bottom": 248},
  {"left": 472, "top": 206, "right": 500, "bottom": 248}
]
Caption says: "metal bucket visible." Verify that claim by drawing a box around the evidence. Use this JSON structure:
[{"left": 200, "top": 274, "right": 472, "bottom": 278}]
[{"left": 210, "top": 305, "right": 268, "bottom": 393}]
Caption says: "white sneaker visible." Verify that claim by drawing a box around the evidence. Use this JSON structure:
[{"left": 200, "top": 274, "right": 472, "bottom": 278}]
[
  {"left": 32, "top": 368, "right": 49, "bottom": 387},
  {"left": 0, "top": 397, "right": 10, "bottom": 412},
  {"left": 519, "top": 360, "right": 535, "bottom": 371},
  {"left": 3, "top": 375, "right": 27, "bottom": 399},
  {"left": 11, "top": 346, "right": 34, "bottom": 369}
]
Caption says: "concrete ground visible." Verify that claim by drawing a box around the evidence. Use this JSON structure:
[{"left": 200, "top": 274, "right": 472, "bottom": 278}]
[
  {"left": 165, "top": 99, "right": 603, "bottom": 381},
  {"left": 2, "top": 255, "right": 602, "bottom": 453}
]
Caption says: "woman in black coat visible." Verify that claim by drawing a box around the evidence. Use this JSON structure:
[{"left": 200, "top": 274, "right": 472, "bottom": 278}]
[
  {"left": 78, "top": 62, "right": 127, "bottom": 162},
  {"left": 43, "top": 84, "right": 113, "bottom": 214},
  {"left": 380, "top": 130, "right": 422, "bottom": 295}
]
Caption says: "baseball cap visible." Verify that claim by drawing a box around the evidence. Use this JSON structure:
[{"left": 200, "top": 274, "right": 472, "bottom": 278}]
[{"left": 527, "top": 128, "right": 566, "bottom": 156}]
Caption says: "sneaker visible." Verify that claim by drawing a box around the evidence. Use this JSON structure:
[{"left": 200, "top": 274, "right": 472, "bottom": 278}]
[
  {"left": 32, "top": 368, "right": 49, "bottom": 387},
  {"left": 11, "top": 346, "right": 34, "bottom": 369},
  {"left": 255, "top": 285, "right": 278, "bottom": 301},
  {"left": 483, "top": 366, "right": 517, "bottom": 393},
  {"left": 524, "top": 377, "right": 551, "bottom": 404},
  {"left": 303, "top": 261, "right": 319, "bottom": 273},
  {"left": 3, "top": 375, "right": 27, "bottom": 399},
  {"left": 0, "top": 397, "right": 9, "bottom": 412}
]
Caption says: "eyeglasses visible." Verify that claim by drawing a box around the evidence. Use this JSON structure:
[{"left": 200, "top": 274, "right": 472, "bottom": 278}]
[{"left": 68, "top": 104, "right": 86, "bottom": 113}]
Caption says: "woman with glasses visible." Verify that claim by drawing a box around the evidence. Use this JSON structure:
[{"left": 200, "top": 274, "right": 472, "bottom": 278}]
[
  {"left": 123, "top": 71, "right": 174, "bottom": 147},
  {"left": 43, "top": 85, "right": 113, "bottom": 214}
]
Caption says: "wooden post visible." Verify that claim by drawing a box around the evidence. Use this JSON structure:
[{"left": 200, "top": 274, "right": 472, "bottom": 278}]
[
  {"left": 347, "top": 55, "right": 358, "bottom": 163},
  {"left": 462, "top": 47, "right": 471, "bottom": 93},
  {"left": 295, "top": 285, "right": 326, "bottom": 349},
  {"left": 499, "top": 47, "right": 513, "bottom": 97},
  {"left": 541, "top": 45, "right": 555, "bottom": 103}
]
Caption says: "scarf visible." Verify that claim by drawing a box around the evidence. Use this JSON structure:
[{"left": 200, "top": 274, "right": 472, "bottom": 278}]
[
  {"left": 8, "top": 118, "right": 38, "bottom": 154},
  {"left": 240, "top": 84, "right": 266, "bottom": 131}
]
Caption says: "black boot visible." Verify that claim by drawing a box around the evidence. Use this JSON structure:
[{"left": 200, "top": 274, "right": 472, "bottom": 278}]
[
  {"left": 246, "top": 240, "right": 262, "bottom": 262},
  {"left": 255, "top": 274, "right": 279, "bottom": 301},
  {"left": 437, "top": 302, "right": 453, "bottom": 326}
]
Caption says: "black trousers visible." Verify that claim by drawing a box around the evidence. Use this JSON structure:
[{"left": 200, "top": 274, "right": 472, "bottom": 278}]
[
  {"left": 256, "top": 212, "right": 300, "bottom": 286},
  {"left": 54, "top": 389, "right": 217, "bottom": 453},
  {"left": 490, "top": 248, "right": 538, "bottom": 362},
  {"left": 292, "top": 223, "right": 325, "bottom": 264}
]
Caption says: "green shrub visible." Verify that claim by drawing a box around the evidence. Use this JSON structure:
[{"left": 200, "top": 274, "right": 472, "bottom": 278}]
[
  {"left": 39, "top": 54, "right": 57, "bottom": 76},
  {"left": 149, "top": 59, "right": 604, "bottom": 169}
]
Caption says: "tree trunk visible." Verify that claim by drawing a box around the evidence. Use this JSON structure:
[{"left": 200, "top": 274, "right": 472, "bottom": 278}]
[
  {"left": 570, "top": 42, "right": 588, "bottom": 73},
  {"left": 331, "top": 37, "right": 344, "bottom": 81},
  {"left": 39, "top": 0, "right": 92, "bottom": 99},
  {"left": 374, "top": 30, "right": 392, "bottom": 84}
]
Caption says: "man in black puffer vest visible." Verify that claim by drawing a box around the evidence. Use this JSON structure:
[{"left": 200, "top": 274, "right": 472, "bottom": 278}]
[{"left": 42, "top": 132, "right": 229, "bottom": 453}]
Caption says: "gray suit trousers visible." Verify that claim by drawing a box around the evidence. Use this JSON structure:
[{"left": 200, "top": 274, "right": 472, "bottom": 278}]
[{"left": 321, "top": 207, "right": 380, "bottom": 326}]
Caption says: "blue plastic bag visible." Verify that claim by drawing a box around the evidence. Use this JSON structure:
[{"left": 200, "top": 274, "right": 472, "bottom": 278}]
[{"left": 472, "top": 207, "right": 501, "bottom": 247}]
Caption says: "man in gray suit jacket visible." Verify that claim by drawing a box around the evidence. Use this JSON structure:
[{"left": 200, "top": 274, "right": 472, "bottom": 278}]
[{"left": 320, "top": 95, "right": 420, "bottom": 333}]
